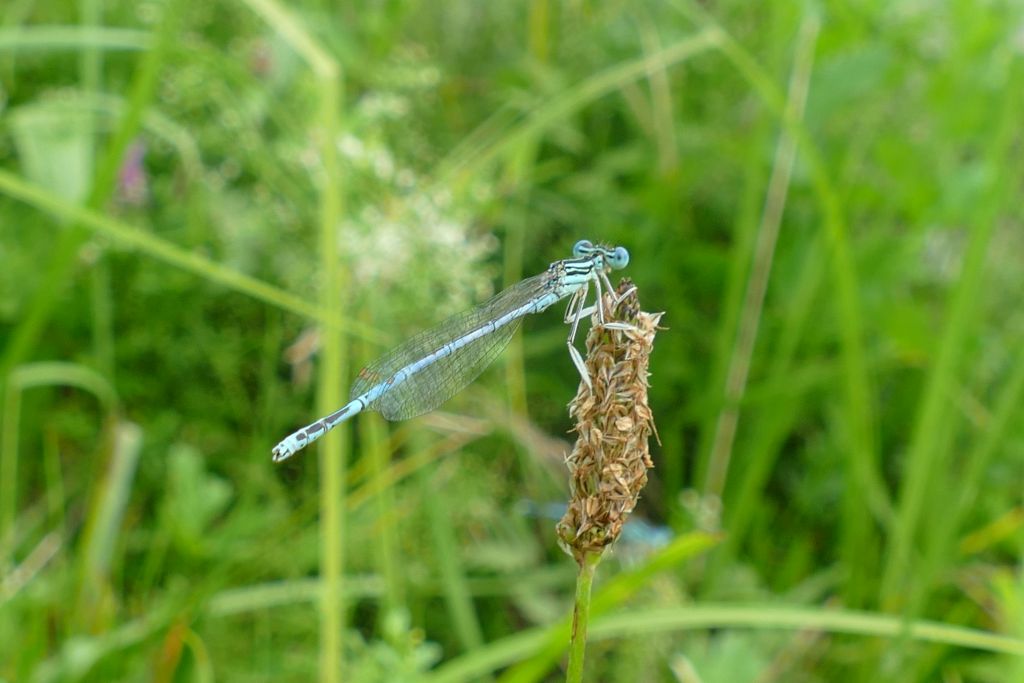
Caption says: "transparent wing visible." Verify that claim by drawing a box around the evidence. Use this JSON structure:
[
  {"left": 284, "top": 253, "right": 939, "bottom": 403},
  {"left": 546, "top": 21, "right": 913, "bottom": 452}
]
[
  {"left": 350, "top": 272, "right": 552, "bottom": 420},
  {"left": 373, "top": 316, "right": 523, "bottom": 420}
]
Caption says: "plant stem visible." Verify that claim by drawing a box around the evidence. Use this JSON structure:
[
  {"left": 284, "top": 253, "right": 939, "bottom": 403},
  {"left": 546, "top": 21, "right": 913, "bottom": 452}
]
[{"left": 566, "top": 551, "right": 601, "bottom": 682}]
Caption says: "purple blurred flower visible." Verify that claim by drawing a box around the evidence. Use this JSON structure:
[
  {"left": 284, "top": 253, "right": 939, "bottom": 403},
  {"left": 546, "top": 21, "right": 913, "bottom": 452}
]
[{"left": 117, "top": 140, "right": 149, "bottom": 207}]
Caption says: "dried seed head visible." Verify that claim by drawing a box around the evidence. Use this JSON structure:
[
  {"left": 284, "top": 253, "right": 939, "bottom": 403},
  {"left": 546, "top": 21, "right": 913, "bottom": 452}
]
[{"left": 557, "top": 279, "right": 662, "bottom": 564}]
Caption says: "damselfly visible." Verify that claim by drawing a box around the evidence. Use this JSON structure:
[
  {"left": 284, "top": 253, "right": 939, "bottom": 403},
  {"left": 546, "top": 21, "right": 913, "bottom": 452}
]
[{"left": 271, "top": 239, "right": 630, "bottom": 462}]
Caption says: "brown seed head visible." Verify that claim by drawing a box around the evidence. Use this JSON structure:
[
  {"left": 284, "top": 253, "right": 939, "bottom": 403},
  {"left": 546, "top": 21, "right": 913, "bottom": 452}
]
[{"left": 557, "top": 279, "right": 662, "bottom": 564}]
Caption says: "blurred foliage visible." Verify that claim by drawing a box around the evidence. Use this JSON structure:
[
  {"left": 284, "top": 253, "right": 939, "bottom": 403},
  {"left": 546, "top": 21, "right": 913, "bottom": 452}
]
[{"left": 1, "top": 0, "right": 1023, "bottom": 681}]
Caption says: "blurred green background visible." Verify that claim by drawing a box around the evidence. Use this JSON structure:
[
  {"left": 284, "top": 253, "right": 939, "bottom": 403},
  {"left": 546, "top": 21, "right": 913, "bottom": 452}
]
[{"left": 2, "top": 0, "right": 1023, "bottom": 681}]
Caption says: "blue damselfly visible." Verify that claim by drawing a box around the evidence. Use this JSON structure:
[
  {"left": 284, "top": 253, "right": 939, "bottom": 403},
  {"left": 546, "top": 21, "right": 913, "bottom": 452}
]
[{"left": 272, "top": 239, "right": 630, "bottom": 461}]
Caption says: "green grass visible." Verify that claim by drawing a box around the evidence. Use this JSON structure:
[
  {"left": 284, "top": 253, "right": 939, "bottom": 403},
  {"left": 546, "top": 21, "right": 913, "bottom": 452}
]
[{"left": 2, "top": 1, "right": 1023, "bottom": 681}]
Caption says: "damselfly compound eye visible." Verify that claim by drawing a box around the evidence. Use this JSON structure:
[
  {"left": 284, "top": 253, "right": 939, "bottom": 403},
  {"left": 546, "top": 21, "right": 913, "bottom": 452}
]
[
  {"left": 573, "top": 240, "right": 594, "bottom": 258},
  {"left": 610, "top": 246, "right": 629, "bottom": 269}
]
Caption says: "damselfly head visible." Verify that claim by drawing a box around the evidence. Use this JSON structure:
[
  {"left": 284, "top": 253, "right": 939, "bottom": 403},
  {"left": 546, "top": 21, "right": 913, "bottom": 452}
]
[{"left": 572, "top": 239, "right": 629, "bottom": 271}]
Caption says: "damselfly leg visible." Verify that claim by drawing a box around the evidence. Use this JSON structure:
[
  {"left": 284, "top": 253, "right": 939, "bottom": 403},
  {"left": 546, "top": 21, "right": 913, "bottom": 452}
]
[{"left": 565, "top": 281, "right": 593, "bottom": 390}]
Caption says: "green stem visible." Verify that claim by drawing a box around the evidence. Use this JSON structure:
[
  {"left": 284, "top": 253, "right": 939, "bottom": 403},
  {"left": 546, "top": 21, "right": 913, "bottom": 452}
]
[{"left": 566, "top": 551, "right": 601, "bottom": 682}]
